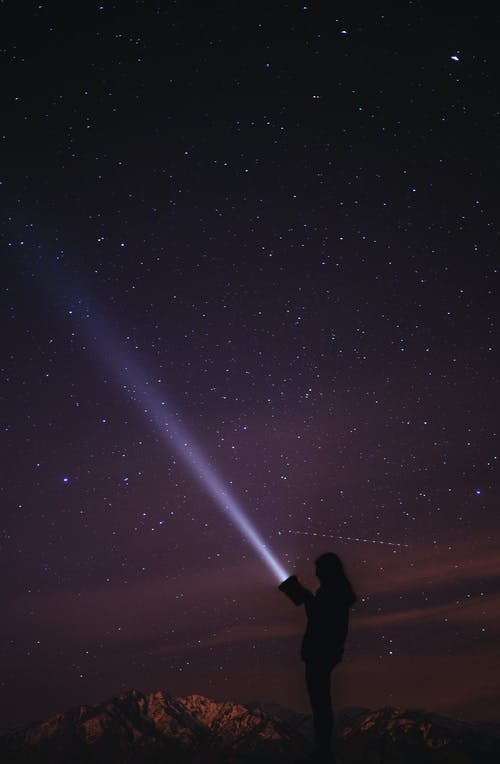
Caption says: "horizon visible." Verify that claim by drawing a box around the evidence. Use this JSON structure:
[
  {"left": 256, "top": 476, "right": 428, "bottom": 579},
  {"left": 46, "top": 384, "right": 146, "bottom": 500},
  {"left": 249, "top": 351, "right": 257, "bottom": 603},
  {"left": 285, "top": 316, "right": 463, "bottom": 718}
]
[{"left": 3, "top": 683, "right": 499, "bottom": 735}]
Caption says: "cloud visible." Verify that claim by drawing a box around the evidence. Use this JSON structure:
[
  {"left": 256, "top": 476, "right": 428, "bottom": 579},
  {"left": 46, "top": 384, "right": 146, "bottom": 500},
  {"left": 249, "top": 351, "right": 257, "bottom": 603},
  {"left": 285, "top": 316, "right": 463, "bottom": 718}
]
[
  {"left": 353, "top": 591, "right": 500, "bottom": 632},
  {"left": 340, "top": 642, "right": 500, "bottom": 720},
  {"left": 350, "top": 537, "right": 500, "bottom": 598}
]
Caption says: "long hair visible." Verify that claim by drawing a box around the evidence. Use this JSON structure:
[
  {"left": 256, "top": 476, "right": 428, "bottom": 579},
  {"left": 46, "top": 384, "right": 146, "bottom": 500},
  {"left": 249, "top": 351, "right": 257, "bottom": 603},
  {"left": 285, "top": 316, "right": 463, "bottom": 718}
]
[{"left": 315, "top": 552, "right": 357, "bottom": 606}]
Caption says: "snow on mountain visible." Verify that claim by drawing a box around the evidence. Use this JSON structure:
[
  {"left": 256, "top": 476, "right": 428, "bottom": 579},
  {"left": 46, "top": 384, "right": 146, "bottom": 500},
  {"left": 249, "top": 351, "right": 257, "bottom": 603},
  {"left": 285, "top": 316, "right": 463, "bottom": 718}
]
[
  {"left": 1, "top": 689, "right": 499, "bottom": 763},
  {"left": 337, "top": 705, "right": 500, "bottom": 763},
  {"left": 0, "top": 688, "right": 308, "bottom": 763}
]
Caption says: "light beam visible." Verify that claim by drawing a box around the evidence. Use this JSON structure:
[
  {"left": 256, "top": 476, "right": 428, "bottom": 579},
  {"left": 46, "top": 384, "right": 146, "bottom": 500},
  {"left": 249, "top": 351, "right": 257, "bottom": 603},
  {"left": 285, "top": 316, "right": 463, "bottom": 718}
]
[{"left": 66, "top": 293, "right": 288, "bottom": 583}]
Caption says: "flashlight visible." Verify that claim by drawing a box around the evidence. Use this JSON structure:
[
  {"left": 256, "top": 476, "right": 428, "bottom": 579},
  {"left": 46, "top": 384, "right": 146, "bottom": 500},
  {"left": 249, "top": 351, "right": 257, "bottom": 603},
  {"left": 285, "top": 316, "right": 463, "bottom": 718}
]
[{"left": 278, "top": 575, "right": 305, "bottom": 606}]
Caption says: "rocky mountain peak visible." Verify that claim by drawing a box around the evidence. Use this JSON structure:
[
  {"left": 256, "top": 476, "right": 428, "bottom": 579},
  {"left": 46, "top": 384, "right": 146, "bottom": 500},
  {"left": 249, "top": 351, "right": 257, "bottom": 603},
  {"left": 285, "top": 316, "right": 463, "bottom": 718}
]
[{"left": 1, "top": 689, "right": 499, "bottom": 763}]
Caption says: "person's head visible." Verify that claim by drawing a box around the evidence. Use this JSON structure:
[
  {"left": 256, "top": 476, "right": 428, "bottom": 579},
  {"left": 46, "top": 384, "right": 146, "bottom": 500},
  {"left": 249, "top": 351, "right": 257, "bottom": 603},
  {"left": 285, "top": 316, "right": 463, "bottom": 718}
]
[
  {"left": 314, "top": 552, "right": 357, "bottom": 604},
  {"left": 315, "top": 552, "right": 345, "bottom": 583}
]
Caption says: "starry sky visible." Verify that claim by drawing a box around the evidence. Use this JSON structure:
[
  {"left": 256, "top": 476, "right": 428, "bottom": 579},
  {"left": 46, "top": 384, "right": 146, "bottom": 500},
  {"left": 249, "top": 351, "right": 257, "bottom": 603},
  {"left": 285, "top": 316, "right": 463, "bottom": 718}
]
[{"left": 1, "top": 1, "right": 499, "bottom": 730}]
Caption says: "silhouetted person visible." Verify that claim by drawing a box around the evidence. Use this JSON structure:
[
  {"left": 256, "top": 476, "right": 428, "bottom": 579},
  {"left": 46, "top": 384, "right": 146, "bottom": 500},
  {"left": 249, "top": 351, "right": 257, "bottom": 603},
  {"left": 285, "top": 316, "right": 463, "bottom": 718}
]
[{"left": 279, "top": 553, "right": 356, "bottom": 763}]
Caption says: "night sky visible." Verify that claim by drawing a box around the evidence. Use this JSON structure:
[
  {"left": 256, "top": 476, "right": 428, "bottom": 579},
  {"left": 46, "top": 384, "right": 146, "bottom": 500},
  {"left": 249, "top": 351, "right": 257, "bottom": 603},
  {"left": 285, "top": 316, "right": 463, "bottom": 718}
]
[{"left": 1, "top": 1, "right": 499, "bottom": 730}]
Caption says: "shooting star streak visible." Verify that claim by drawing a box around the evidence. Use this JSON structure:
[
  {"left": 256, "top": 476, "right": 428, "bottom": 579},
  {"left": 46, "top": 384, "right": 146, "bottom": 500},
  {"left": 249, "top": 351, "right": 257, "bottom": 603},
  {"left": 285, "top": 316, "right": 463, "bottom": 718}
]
[{"left": 284, "top": 530, "right": 410, "bottom": 548}]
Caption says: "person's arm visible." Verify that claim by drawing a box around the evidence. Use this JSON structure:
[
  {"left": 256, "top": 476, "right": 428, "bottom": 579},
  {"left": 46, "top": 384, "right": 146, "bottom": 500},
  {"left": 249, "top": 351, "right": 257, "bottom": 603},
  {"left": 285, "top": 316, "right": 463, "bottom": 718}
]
[
  {"left": 302, "top": 586, "right": 316, "bottom": 617},
  {"left": 278, "top": 574, "right": 314, "bottom": 607}
]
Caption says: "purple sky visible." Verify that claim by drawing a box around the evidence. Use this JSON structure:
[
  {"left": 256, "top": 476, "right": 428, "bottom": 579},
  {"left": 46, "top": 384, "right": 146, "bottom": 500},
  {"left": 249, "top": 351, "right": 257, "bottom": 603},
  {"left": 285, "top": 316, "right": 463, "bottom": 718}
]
[{"left": 1, "top": 1, "right": 499, "bottom": 728}]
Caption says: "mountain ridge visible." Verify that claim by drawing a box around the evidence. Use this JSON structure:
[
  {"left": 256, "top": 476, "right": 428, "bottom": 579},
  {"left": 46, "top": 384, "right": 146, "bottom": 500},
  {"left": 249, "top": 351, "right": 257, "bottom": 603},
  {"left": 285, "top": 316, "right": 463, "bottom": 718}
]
[{"left": 1, "top": 688, "right": 499, "bottom": 763}]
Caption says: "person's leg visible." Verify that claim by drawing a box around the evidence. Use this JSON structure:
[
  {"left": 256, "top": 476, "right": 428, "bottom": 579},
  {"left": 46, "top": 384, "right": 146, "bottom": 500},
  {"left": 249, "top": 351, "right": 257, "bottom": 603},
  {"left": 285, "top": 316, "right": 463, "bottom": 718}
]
[{"left": 305, "top": 661, "right": 334, "bottom": 759}]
